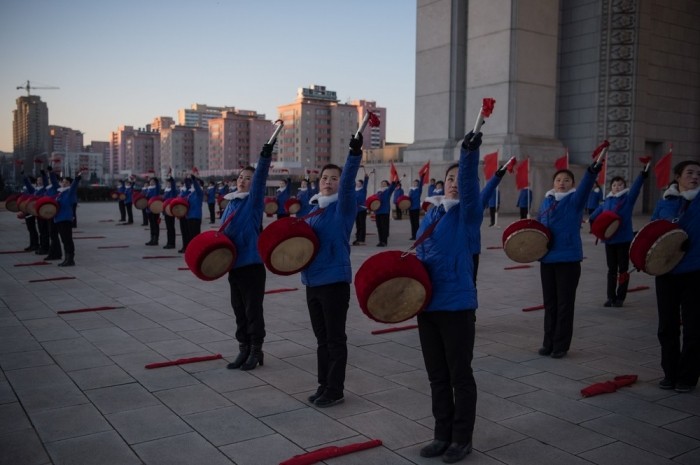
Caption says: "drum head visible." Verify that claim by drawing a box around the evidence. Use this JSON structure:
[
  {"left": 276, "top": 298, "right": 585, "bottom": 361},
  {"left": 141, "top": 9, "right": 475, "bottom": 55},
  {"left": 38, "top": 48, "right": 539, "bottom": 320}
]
[
  {"left": 504, "top": 229, "right": 549, "bottom": 263},
  {"left": 171, "top": 203, "right": 188, "bottom": 218},
  {"left": 37, "top": 202, "right": 58, "bottom": 220},
  {"left": 199, "top": 247, "right": 236, "bottom": 280},
  {"left": 269, "top": 236, "right": 316, "bottom": 275},
  {"left": 644, "top": 229, "right": 688, "bottom": 276},
  {"left": 366, "top": 276, "right": 428, "bottom": 323}
]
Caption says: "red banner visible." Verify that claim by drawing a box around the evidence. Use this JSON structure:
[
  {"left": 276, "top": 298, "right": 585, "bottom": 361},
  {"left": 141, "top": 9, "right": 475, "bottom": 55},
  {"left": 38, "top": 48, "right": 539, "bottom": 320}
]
[
  {"left": 389, "top": 161, "right": 399, "bottom": 183},
  {"left": 654, "top": 151, "right": 673, "bottom": 189},
  {"left": 418, "top": 161, "right": 430, "bottom": 185},
  {"left": 483, "top": 152, "right": 498, "bottom": 180},
  {"left": 515, "top": 158, "right": 529, "bottom": 190},
  {"left": 554, "top": 152, "right": 568, "bottom": 170}
]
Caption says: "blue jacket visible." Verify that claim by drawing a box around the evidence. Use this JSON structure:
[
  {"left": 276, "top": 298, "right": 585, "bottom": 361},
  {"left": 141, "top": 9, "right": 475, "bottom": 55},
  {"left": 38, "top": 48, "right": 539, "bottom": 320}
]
[
  {"left": 206, "top": 185, "right": 216, "bottom": 204},
  {"left": 118, "top": 180, "right": 126, "bottom": 198},
  {"left": 375, "top": 182, "right": 397, "bottom": 215},
  {"left": 47, "top": 171, "right": 59, "bottom": 196},
  {"left": 54, "top": 176, "right": 80, "bottom": 223},
  {"left": 163, "top": 177, "right": 177, "bottom": 200},
  {"left": 22, "top": 176, "right": 36, "bottom": 195},
  {"left": 651, "top": 188, "right": 700, "bottom": 274},
  {"left": 409, "top": 175, "right": 425, "bottom": 210},
  {"left": 590, "top": 172, "right": 645, "bottom": 244},
  {"left": 276, "top": 177, "right": 291, "bottom": 215},
  {"left": 487, "top": 187, "right": 500, "bottom": 208},
  {"left": 393, "top": 187, "right": 405, "bottom": 205},
  {"left": 144, "top": 178, "right": 160, "bottom": 214},
  {"left": 469, "top": 174, "right": 504, "bottom": 254},
  {"left": 417, "top": 145, "right": 480, "bottom": 312},
  {"left": 296, "top": 182, "right": 317, "bottom": 217},
  {"left": 355, "top": 175, "right": 369, "bottom": 212},
  {"left": 186, "top": 176, "right": 203, "bottom": 219},
  {"left": 222, "top": 155, "right": 271, "bottom": 269},
  {"left": 428, "top": 183, "right": 436, "bottom": 197},
  {"left": 586, "top": 187, "right": 602, "bottom": 210},
  {"left": 538, "top": 167, "right": 597, "bottom": 263},
  {"left": 301, "top": 152, "right": 361, "bottom": 287},
  {"left": 517, "top": 188, "right": 533, "bottom": 209}
]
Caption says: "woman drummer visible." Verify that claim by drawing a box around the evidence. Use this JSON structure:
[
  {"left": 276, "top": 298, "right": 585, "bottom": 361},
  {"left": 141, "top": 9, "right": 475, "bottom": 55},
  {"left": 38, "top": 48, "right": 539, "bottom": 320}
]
[
  {"left": 589, "top": 170, "right": 647, "bottom": 307},
  {"left": 221, "top": 142, "right": 274, "bottom": 371},
  {"left": 537, "top": 154, "right": 603, "bottom": 359},
  {"left": 302, "top": 133, "right": 362, "bottom": 408},
  {"left": 651, "top": 160, "right": 700, "bottom": 393},
  {"left": 416, "top": 132, "right": 482, "bottom": 463}
]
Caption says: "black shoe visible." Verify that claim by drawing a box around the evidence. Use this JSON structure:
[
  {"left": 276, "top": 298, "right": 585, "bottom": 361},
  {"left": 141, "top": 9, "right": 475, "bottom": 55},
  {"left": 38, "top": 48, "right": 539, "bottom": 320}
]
[
  {"left": 163, "top": 244, "right": 175, "bottom": 249},
  {"left": 35, "top": 249, "right": 49, "bottom": 255},
  {"left": 419, "top": 440, "right": 450, "bottom": 458},
  {"left": 659, "top": 378, "right": 675, "bottom": 390},
  {"left": 352, "top": 240, "right": 360, "bottom": 246},
  {"left": 314, "top": 393, "right": 344, "bottom": 408},
  {"left": 308, "top": 386, "right": 325, "bottom": 403},
  {"left": 442, "top": 442, "right": 472, "bottom": 463},
  {"left": 612, "top": 300, "right": 623, "bottom": 308},
  {"left": 24, "top": 245, "right": 39, "bottom": 251},
  {"left": 603, "top": 300, "right": 613, "bottom": 307},
  {"left": 376, "top": 242, "right": 387, "bottom": 247},
  {"left": 44, "top": 254, "right": 62, "bottom": 261},
  {"left": 240, "top": 345, "right": 263, "bottom": 371},
  {"left": 538, "top": 347, "right": 552, "bottom": 356},
  {"left": 409, "top": 237, "right": 416, "bottom": 240},
  {"left": 177, "top": 248, "right": 185, "bottom": 254},
  {"left": 675, "top": 383, "right": 693, "bottom": 393},
  {"left": 551, "top": 351, "right": 567, "bottom": 359},
  {"left": 226, "top": 344, "right": 250, "bottom": 370}
]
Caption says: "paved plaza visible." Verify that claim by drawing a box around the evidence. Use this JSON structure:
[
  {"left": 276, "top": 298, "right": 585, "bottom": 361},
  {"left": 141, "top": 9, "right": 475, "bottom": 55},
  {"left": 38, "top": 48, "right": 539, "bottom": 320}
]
[{"left": 1, "top": 201, "right": 699, "bottom": 465}]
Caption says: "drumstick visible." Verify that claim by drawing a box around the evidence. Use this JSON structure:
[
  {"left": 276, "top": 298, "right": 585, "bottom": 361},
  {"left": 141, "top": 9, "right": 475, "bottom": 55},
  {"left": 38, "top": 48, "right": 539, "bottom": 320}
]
[
  {"left": 355, "top": 112, "right": 371, "bottom": 139},
  {"left": 267, "top": 119, "right": 284, "bottom": 145},
  {"left": 592, "top": 140, "right": 610, "bottom": 166},
  {"left": 472, "top": 98, "right": 496, "bottom": 136}
]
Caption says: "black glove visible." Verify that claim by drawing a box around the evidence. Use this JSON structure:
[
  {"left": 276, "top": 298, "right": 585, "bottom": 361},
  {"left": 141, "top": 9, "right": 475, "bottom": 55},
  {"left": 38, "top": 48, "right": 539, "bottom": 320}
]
[
  {"left": 40, "top": 169, "right": 45, "bottom": 176},
  {"left": 588, "top": 162, "right": 603, "bottom": 174},
  {"left": 495, "top": 167, "right": 506, "bottom": 178},
  {"left": 641, "top": 169, "right": 649, "bottom": 179},
  {"left": 349, "top": 132, "right": 363, "bottom": 154},
  {"left": 260, "top": 143, "right": 274, "bottom": 158},
  {"left": 462, "top": 131, "right": 482, "bottom": 151},
  {"left": 20, "top": 170, "right": 24, "bottom": 176},
  {"left": 46, "top": 165, "right": 52, "bottom": 172}
]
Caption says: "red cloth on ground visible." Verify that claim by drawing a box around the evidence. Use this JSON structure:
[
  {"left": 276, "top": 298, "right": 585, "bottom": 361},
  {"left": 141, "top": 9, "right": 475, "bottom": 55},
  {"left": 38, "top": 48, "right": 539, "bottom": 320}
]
[{"left": 581, "top": 381, "right": 618, "bottom": 397}]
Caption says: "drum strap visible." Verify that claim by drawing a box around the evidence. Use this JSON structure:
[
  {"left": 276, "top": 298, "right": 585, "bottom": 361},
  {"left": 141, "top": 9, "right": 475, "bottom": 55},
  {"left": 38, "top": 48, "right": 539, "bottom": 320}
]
[{"left": 403, "top": 206, "right": 445, "bottom": 256}]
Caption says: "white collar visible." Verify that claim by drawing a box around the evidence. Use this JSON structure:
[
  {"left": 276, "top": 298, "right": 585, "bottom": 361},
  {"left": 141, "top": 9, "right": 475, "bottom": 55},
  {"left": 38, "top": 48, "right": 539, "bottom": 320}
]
[
  {"left": 440, "top": 198, "right": 460, "bottom": 211},
  {"left": 57, "top": 186, "right": 70, "bottom": 193},
  {"left": 310, "top": 193, "right": 338, "bottom": 208},
  {"left": 424, "top": 195, "right": 443, "bottom": 206},
  {"left": 224, "top": 191, "right": 249, "bottom": 200},
  {"left": 607, "top": 188, "right": 629, "bottom": 198},
  {"left": 545, "top": 188, "right": 576, "bottom": 201}
]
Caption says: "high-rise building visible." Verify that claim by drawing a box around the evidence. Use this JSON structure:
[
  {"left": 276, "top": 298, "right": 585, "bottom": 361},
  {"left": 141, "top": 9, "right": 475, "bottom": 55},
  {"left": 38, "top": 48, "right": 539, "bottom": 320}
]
[
  {"left": 12, "top": 95, "right": 49, "bottom": 171},
  {"left": 208, "top": 110, "right": 271, "bottom": 173},
  {"left": 150, "top": 116, "right": 175, "bottom": 132},
  {"left": 49, "top": 126, "right": 84, "bottom": 153},
  {"left": 349, "top": 100, "right": 386, "bottom": 150},
  {"left": 86, "top": 141, "right": 110, "bottom": 179},
  {"left": 160, "top": 125, "right": 209, "bottom": 177},
  {"left": 178, "top": 104, "right": 236, "bottom": 129},
  {"left": 277, "top": 85, "right": 382, "bottom": 169},
  {"left": 109, "top": 126, "right": 160, "bottom": 179}
]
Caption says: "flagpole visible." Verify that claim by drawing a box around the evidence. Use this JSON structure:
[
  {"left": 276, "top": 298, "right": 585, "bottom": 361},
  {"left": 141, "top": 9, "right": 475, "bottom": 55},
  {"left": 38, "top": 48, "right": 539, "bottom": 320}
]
[{"left": 527, "top": 159, "right": 531, "bottom": 219}]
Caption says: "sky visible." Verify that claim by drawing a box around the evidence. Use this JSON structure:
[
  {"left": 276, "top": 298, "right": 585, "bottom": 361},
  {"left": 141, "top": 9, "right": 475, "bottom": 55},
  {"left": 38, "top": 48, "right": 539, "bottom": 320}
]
[{"left": 0, "top": 0, "right": 416, "bottom": 153}]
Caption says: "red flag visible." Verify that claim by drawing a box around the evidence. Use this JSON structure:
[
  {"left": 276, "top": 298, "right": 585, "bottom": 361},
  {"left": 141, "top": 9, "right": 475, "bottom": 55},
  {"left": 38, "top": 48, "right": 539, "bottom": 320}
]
[
  {"left": 639, "top": 156, "right": 652, "bottom": 165},
  {"left": 591, "top": 140, "right": 610, "bottom": 159},
  {"left": 368, "top": 111, "right": 381, "bottom": 127},
  {"left": 515, "top": 158, "right": 529, "bottom": 190},
  {"left": 481, "top": 98, "right": 496, "bottom": 117},
  {"left": 418, "top": 161, "right": 430, "bottom": 185},
  {"left": 596, "top": 157, "right": 606, "bottom": 186},
  {"left": 389, "top": 161, "right": 399, "bottom": 183},
  {"left": 554, "top": 150, "right": 569, "bottom": 170},
  {"left": 503, "top": 157, "right": 517, "bottom": 173},
  {"left": 483, "top": 152, "right": 498, "bottom": 180},
  {"left": 654, "top": 151, "right": 673, "bottom": 189}
]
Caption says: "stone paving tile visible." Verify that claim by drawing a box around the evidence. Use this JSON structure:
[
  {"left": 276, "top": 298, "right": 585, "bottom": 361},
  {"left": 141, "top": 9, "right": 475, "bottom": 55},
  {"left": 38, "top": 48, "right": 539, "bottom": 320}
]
[
  {"left": 664, "top": 415, "right": 700, "bottom": 441},
  {"left": 475, "top": 370, "right": 538, "bottom": 398},
  {"left": 489, "top": 437, "right": 595, "bottom": 465},
  {"left": 106, "top": 404, "right": 192, "bottom": 445},
  {"left": 340, "top": 408, "right": 433, "bottom": 451},
  {"left": 155, "top": 383, "right": 232, "bottom": 415},
  {"left": 219, "top": 433, "right": 305, "bottom": 465},
  {"left": 85, "top": 382, "right": 162, "bottom": 414},
  {"left": 0, "top": 349, "right": 54, "bottom": 371},
  {"left": 581, "top": 390, "right": 691, "bottom": 426},
  {"left": 363, "top": 386, "right": 432, "bottom": 420},
  {"left": 22, "top": 318, "right": 81, "bottom": 342},
  {"left": 193, "top": 366, "right": 267, "bottom": 393},
  {"left": 0, "top": 428, "right": 52, "bottom": 465},
  {"left": 263, "top": 407, "right": 359, "bottom": 449},
  {"left": 183, "top": 404, "right": 274, "bottom": 446},
  {"left": 0, "top": 402, "right": 31, "bottom": 435},
  {"left": 472, "top": 416, "right": 527, "bottom": 452},
  {"left": 345, "top": 366, "right": 407, "bottom": 396},
  {"left": 126, "top": 326, "right": 179, "bottom": 343},
  {"left": 509, "top": 389, "right": 609, "bottom": 424},
  {"left": 52, "top": 349, "right": 115, "bottom": 372},
  {"left": 223, "top": 384, "right": 305, "bottom": 417},
  {"left": 578, "top": 441, "right": 676, "bottom": 465},
  {"left": 30, "top": 403, "right": 112, "bottom": 443},
  {"left": 132, "top": 432, "right": 234, "bottom": 465},
  {"left": 476, "top": 390, "right": 533, "bottom": 422},
  {"left": 0, "top": 381, "right": 16, "bottom": 404},
  {"left": 44, "top": 430, "right": 142, "bottom": 465},
  {"left": 581, "top": 413, "right": 700, "bottom": 458}
]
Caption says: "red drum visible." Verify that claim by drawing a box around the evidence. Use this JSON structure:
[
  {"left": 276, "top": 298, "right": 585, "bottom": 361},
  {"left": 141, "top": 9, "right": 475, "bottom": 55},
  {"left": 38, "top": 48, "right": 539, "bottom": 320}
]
[
  {"left": 218, "top": 196, "right": 230, "bottom": 212},
  {"left": 421, "top": 200, "right": 435, "bottom": 212},
  {"left": 590, "top": 210, "right": 621, "bottom": 241},
  {"left": 148, "top": 195, "right": 164, "bottom": 214},
  {"left": 185, "top": 231, "right": 237, "bottom": 281},
  {"left": 35, "top": 197, "right": 59, "bottom": 220},
  {"left": 258, "top": 217, "right": 319, "bottom": 275},
  {"left": 110, "top": 191, "right": 119, "bottom": 200},
  {"left": 365, "top": 194, "right": 381, "bottom": 212},
  {"left": 285, "top": 198, "right": 301, "bottom": 215},
  {"left": 169, "top": 197, "right": 189, "bottom": 218},
  {"left": 25, "top": 196, "right": 38, "bottom": 217},
  {"left": 17, "top": 195, "right": 32, "bottom": 214},
  {"left": 355, "top": 251, "right": 432, "bottom": 323},
  {"left": 264, "top": 197, "right": 278, "bottom": 216},
  {"left": 630, "top": 220, "right": 688, "bottom": 276},
  {"left": 162, "top": 198, "right": 173, "bottom": 216},
  {"left": 133, "top": 193, "right": 148, "bottom": 210},
  {"left": 396, "top": 195, "right": 411, "bottom": 211},
  {"left": 5, "top": 194, "right": 20, "bottom": 212},
  {"left": 119, "top": 193, "right": 126, "bottom": 201},
  {"left": 502, "top": 219, "right": 552, "bottom": 263}
]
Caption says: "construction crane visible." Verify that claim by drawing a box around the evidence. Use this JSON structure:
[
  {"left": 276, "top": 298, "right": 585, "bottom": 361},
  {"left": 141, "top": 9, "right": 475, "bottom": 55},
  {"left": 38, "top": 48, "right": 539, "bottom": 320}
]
[{"left": 16, "top": 80, "right": 59, "bottom": 96}]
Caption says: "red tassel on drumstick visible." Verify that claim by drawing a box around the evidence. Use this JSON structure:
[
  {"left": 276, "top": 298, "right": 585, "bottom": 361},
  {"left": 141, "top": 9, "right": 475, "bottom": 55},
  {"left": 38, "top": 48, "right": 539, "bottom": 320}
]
[{"left": 472, "top": 98, "right": 496, "bottom": 136}]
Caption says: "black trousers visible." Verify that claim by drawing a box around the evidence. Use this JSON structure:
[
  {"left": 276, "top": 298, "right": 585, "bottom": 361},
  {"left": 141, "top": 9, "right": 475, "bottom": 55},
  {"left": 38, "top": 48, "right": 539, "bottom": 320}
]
[
  {"left": 118, "top": 200, "right": 126, "bottom": 221},
  {"left": 472, "top": 254, "right": 479, "bottom": 285},
  {"left": 125, "top": 203, "right": 133, "bottom": 223},
  {"left": 540, "top": 261, "right": 581, "bottom": 353},
  {"left": 163, "top": 214, "right": 176, "bottom": 246},
  {"left": 605, "top": 242, "right": 631, "bottom": 302},
  {"left": 395, "top": 207, "right": 403, "bottom": 220},
  {"left": 37, "top": 217, "right": 49, "bottom": 250},
  {"left": 229, "top": 264, "right": 267, "bottom": 345},
  {"left": 409, "top": 209, "right": 420, "bottom": 239},
  {"left": 355, "top": 210, "right": 367, "bottom": 242},
  {"left": 179, "top": 218, "right": 190, "bottom": 249},
  {"left": 148, "top": 212, "right": 160, "bottom": 241},
  {"left": 185, "top": 218, "right": 201, "bottom": 249},
  {"left": 48, "top": 220, "right": 61, "bottom": 257},
  {"left": 56, "top": 220, "right": 74, "bottom": 255},
  {"left": 519, "top": 207, "right": 528, "bottom": 219},
  {"left": 142, "top": 209, "right": 148, "bottom": 225},
  {"left": 418, "top": 310, "right": 477, "bottom": 444},
  {"left": 489, "top": 207, "right": 497, "bottom": 226},
  {"left": 72, "top": 203, "right": 77, "bottom": 228},
  {"left": 655, "top": 270, "right": 700, "bottom": 386},
  {"left": 376, "top": 213, "right": 390, "bottom": 244},
  {"left": 208, "top": 202, "right": 215, "bottom": 223},
  {"left": 24, "top": 216, "right": 39, "bottom": 248},
  {"left": 307, "top": 282, "right": 350, "bottom": 398}
]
